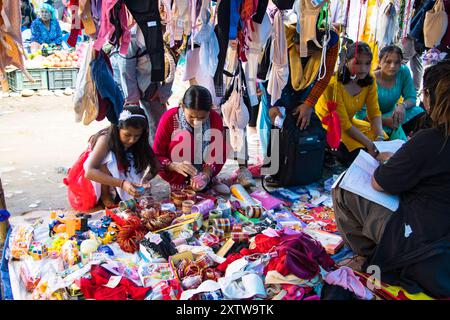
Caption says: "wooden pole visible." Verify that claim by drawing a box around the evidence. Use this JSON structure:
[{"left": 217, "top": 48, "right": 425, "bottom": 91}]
[
  {"left": 0, "top": 177, "right": 6, "bottom": 210},
  {"left": 0, "top": 177, "right": 9, "bottom": 246}
]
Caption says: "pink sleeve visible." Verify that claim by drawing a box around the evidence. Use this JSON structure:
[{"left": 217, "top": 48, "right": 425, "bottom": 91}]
[
  {"left": 93, "top": 0, "right": 112, "bottom": 51},
  {"left": 118, "top": 3, "right": 131, "bottom": 55}
]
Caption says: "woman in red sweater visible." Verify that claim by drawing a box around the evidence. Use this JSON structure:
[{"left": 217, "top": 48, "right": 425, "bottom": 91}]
[{"left": 153, "top": 85, "right": 229, "bottom": 192}]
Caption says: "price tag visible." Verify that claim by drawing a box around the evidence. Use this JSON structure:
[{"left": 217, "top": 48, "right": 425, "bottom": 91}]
[{"left": 104, "top": 276, "right": 122, "bottom": 288}]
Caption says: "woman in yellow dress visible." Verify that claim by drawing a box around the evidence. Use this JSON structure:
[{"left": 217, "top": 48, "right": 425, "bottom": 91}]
[{"left": 316, "top": 41, "right": 387, "bottom": 166}]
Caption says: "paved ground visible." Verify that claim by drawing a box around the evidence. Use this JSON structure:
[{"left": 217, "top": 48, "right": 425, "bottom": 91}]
[{"left": 0, "top": 90, "right": 260, "bottom": 216}]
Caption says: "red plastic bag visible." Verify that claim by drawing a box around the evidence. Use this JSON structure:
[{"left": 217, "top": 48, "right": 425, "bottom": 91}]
[
  {"left": 321, "top": 101, "right": 341, "bottom": 150},
  {"left": 63, "top": 146, "right": 97, "bottom": 211}
]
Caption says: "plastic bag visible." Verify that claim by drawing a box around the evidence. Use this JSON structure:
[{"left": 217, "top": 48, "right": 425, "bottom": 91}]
[{"left": 63, "top": 146, "right": 97, "bottom": 211}]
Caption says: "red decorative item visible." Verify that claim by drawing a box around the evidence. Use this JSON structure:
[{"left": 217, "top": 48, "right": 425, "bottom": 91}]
[
  {"left": 116, "top": 215, "right": 146, "bottom": 253},
  {"left": 321, "top": 101, "right": 341, "bottom": 149}
]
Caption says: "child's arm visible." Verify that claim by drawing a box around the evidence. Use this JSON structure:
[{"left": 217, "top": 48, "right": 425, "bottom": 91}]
[{"left": 84, "top": 135, "right": 139, "bottom": 197}]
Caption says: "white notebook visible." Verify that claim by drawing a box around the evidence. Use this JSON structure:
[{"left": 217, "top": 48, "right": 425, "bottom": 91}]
[
  {"left": 338, "top": 150, "right": 400, "bottom": 212},
  {"left": 373, "top": 139, "right": 405, "bottom": 153}
]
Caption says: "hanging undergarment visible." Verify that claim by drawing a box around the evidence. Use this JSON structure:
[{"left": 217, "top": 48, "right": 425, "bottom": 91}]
[{"left": 297, "top": 0, "right": 326, "bottom": 57}]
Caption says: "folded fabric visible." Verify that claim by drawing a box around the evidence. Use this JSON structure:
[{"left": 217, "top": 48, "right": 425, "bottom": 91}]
[
  {"left": 267, "top": 10, "right": 289, "bottom": 105},
  {"left": 90, "top": 51, "right": 124, "bottom": 124},
  {"left": 266, "top": 232, "right": 335, "bottom": 280},
  {"left": 145, "top": 279, "right": 183, "bottom": 300},
  {"left": 80, "top": 265, "right": 150, "bottom": 300},
  {"left": 265, "top": 270, "right": 321, "bottom": 287},
  {"left": 324, "top": 266, "right": 373, "bottom": 300},
  {"left": 218, "top": 272, "right": 267, "bottom": 299},
  {"left": 180, "top": 280, "right": 222, "bottom": 300}
]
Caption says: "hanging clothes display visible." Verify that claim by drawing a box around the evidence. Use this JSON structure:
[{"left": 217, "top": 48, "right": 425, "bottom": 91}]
[
  {"left": 296, "top": 0, "right": 327, "bottom": 58},
  {"left": 266, "top": 9, "right": 289, "bottom": 106},
  {"left": 374, "top": 0, "right": 399, "bottom": 49},
  {"left": 93, "top": 0, "right": 131, "bottom": 55},
  {"left": 423, "top": 0, "right": 449, "bottom": 48},
  {"left": 124, "top": 0, "right": 165, "bottom": 82},
  {"left": 0, "top": 0, "right": 32, "bottom": 81},
  {"left": 242, "top": 13, "right": 272, "bottom": 107},
  {"left": 346, "top": 0, "right": 369, "bottom": 41}
]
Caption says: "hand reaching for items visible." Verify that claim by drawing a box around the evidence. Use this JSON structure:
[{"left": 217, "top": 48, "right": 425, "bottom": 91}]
[
  {"left": 190, "top": 172, "right": 210, "bottom": 192},
  {"left": 121, "top": 181, "right": 142, "bottom": 198},
  {"left": 269, "top": 107, "right": 283, "bottom": 125},
  {"left": 293, "top": 104, "right": 313, "bottom": 130},
  {"left": 169, "top": 161, "right": 198, "bottom": 177}
]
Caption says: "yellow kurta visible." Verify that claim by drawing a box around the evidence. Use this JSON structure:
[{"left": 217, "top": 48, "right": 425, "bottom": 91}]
[{"left": 316, "top": 76, "right": 386, "bottom": 151}]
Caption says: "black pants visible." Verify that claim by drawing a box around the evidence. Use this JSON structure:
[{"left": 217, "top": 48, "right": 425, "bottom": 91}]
[
  {"left": 213, "top": 0, "right": 230, "bottom": 97},
  {"left": 332, "top": 143, "right": 362, "bottom": 167},
  {"left": 124, "top": 0, "right": 165, "bottom": 82}
]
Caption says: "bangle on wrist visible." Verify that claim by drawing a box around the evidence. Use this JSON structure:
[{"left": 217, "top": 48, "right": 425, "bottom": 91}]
[{"left": 120, "top": 179, "right": 125, "bottom": 189}]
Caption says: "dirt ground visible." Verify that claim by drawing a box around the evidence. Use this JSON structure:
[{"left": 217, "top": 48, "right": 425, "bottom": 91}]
[{"left": 0, "top": 90, "right": 259, "bottom": 217}]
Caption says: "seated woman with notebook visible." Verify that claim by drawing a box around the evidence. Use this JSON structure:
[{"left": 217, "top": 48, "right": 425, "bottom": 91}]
[{"left": 332, "top": 60, "right": 450, "bottom": 298}]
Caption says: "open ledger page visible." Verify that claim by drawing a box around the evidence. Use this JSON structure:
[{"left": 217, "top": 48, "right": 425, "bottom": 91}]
[{"left": 339, "top": 150, "right": 400, "bottom": 212}]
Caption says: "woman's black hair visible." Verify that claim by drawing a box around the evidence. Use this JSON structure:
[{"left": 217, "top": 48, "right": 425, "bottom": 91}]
[
  {"left": 379, "top": 44, "right": 403, "bottom": 62},
  {"left": 182, "top": 85, "right": 213, "bottom": 111},
  {"left": 90, "top": 106, "right": 160, "bottom": 178},
  {"left": 423, "top": 59, "right": 450, "bottom": 109},
  {"left": 338, "top": 41, "right": 374, "bottom": 87}
]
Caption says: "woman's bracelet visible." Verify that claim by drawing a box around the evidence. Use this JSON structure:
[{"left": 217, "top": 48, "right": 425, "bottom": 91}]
[
  {"left": 120, "top": 179, "right": 125, "bottom": 189},
  {"left": 398, "top": 102, "right": 410, "bottom": 110}
]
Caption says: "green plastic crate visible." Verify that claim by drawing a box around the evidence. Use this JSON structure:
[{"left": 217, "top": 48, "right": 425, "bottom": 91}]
[
  {"left": 47, "top": 68, "right": 79, "bottom": 90},
  {"left": 6, "top": 68, "right": 48, "bottom": 92}
]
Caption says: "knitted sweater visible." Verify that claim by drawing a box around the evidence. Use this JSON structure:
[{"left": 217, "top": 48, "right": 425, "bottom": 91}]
[{"left": 152, "top": 107, "right": 227, "bottom": 184}]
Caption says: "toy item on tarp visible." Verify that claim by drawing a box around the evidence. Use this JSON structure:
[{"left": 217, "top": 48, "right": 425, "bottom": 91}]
[
  {"left": 80, "top": 239, "right": 100, "bottom": 264},
  {"left": 48, "top": 211, "right": 91, "bottom": 237},
  {"left": 61, "top": 240, "right": 80, "bottom": 267},
  {"left": 19, "top": 257, "right": 43, "bottom": 292},
  {"left": 47, "top": 235, "right": 68, "bottom": 259},
  {"left": 29, "top": 241, "right": 48, "bottom": 260},
  {"left": 138, "top": 263, "right": 176, "bottom": 287},
  {"left": 9, "top": 224, "right": 34, "bottom": 260}
]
